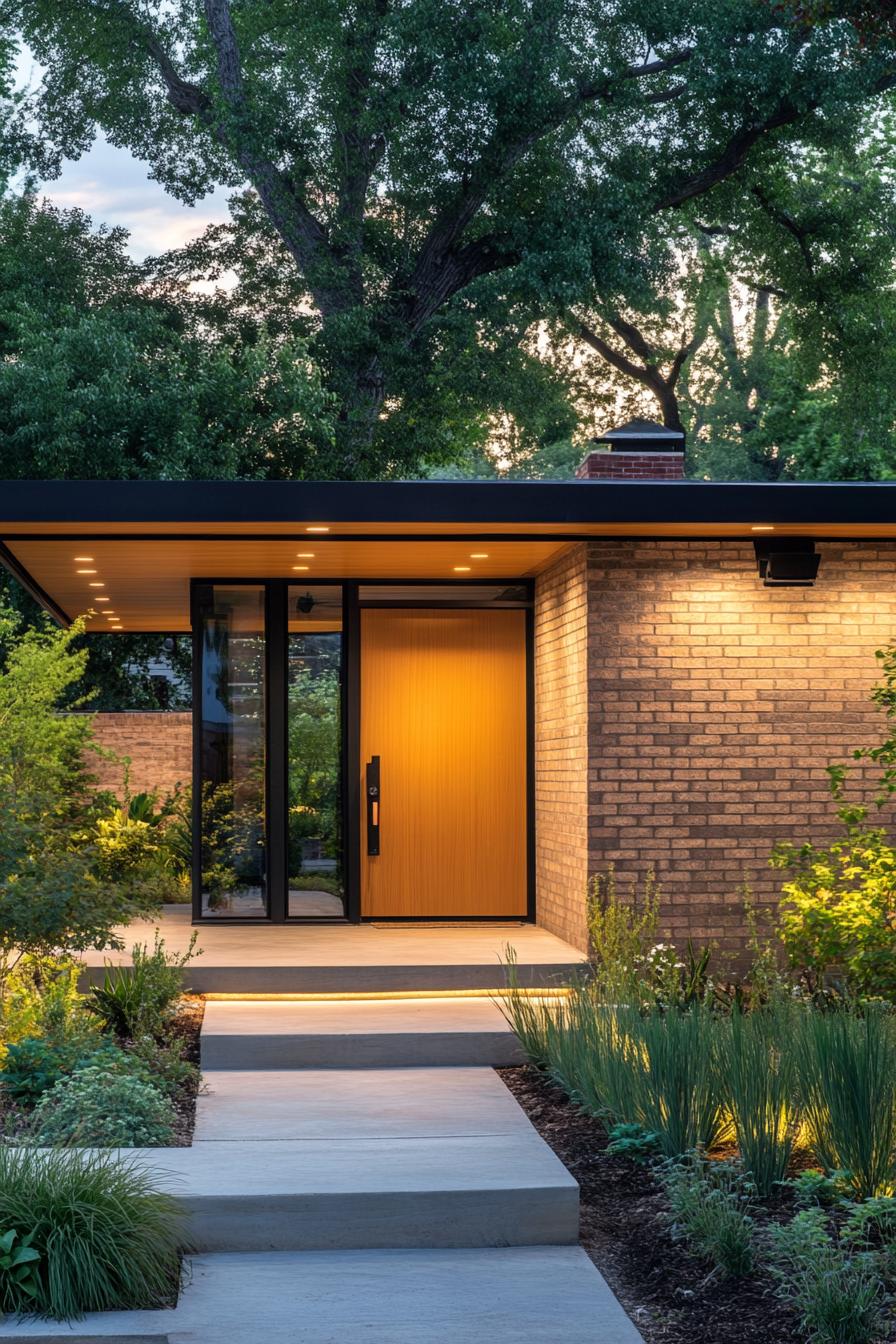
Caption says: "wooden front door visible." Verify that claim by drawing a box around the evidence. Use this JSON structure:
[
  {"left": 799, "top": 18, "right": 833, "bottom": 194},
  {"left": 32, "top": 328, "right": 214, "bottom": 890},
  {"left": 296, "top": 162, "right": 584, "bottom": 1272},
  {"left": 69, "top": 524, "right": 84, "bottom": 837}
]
[{"left": 359, "top": 607, "right": 528, "bottom": 918}]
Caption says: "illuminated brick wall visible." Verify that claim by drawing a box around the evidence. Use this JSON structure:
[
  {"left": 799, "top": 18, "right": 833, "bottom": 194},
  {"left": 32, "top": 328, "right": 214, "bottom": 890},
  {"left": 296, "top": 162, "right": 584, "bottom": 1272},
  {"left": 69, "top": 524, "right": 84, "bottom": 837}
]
[{"left": 536, "top": 539, "right": 894, "bottom": 953}]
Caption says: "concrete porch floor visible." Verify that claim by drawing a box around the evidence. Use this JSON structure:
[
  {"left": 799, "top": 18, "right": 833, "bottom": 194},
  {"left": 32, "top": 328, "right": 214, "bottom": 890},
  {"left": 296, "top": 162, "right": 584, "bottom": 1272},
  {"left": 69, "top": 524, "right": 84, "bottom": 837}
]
[{"left": 78, "top": 905, "right": 587, "bottom": 992}]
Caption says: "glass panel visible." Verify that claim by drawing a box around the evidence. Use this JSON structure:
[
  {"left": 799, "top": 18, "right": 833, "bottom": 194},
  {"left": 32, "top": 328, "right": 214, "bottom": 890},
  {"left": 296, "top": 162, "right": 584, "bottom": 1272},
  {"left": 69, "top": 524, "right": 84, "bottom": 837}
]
[
  {"left": 287, "top": 586, "right": 344, "bottom": 917},
  {"left": 198, "top": 586, "right": 267, "bottom": 917}
]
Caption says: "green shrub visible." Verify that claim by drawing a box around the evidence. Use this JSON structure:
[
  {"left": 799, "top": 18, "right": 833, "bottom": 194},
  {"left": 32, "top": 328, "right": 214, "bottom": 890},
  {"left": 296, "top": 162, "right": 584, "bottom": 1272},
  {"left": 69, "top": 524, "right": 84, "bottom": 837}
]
[
  {"left": 0, "top": 1228, "right": 41, "bottom": 1317},
  {"left": 586, "top": 867, "right": 659, "bottom": 998},
  {"left": 771, "top": 818, "right": 896, "bottom": 999},
  {"left": 768, "top": 1207, "right": 888, "bottom": 1344},
  {"left": 1, "top": 1036, "right": 88, "bottom": 1105},
  {"left": 722, "top": 1004, "right": 800, "bottom": 1197},
  {"left": 0, "top": 606, "right": 163, "bottom": 1008},
  {"left": 0, "top": 1146, "right": 183, "bottom": 1320},
  {"left": 659, "top": 1156, "right": 755, "bottom": 1278},
  {"left": 87, "top": 931, "right": 199, "bottom": 1040},
  {"left": 32, "top": 1067, "right": 175, "bottom": 1147},
  {"left": 795, "top": 1005, "right": 896, "bottom": 1198}
]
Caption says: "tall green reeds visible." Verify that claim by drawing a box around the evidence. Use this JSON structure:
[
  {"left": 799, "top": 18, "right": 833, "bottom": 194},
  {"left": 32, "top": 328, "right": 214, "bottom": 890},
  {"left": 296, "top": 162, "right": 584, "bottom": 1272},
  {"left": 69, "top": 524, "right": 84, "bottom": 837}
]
[
  {"left": 794, "top": 1004, "right": 896, "bottom": 1198},
  {"left": 723, "top": 1003, "right": 800, "bottom": 1197}
]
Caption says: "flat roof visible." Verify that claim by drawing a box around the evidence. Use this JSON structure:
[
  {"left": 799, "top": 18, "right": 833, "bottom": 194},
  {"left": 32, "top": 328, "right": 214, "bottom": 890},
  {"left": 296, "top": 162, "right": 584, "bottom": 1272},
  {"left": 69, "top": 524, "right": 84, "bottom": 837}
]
[{"left": 2, "top": 478, "right": 896, "bottom": 631}]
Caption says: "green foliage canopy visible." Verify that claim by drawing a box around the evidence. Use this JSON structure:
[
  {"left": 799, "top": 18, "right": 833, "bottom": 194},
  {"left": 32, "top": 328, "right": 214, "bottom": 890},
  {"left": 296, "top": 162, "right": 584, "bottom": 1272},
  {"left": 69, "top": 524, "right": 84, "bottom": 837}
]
[{"left": 6, "top": 0, "right": 896, "bottom": 474}]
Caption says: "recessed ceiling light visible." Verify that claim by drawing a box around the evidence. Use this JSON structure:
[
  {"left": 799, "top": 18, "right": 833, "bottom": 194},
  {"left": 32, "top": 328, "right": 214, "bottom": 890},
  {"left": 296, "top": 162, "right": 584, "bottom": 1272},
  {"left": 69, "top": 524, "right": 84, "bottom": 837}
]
[
  {"left": 76, "top": 568, "right": 97, "bottom": 574},
  {"left": 296, "top": 552, "right": 315, "bottom": 558},
  {"left": 470, "top": 552, "right": 489, "bottom": 559},
  {"left": 306, "top": 526, "right": 329, "bottom": 533},
  {"left": 74, "top": 555, "right": 94, "bottom": 562},
  {"left": 95, "top": 596, "right": 110, "bottom": 602},
  {"left": 88, "top": 582, "right": 105, "bottom": 587},
  {"left": 453, "top": 565, "right": 472, "bottom": 572},
  {"left": 292, "top": 565, "right": 310, "bottom": 571},
  {"left": 751, "top": 525, "right": 775, "bottom": 532}
]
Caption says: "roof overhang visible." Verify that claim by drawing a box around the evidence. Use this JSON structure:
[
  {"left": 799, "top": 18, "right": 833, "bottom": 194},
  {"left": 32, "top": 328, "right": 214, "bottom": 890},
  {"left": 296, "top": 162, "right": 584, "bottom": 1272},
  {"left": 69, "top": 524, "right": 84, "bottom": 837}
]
[{"left": 2, "top": 478, "right": 896, "bottom": 632}]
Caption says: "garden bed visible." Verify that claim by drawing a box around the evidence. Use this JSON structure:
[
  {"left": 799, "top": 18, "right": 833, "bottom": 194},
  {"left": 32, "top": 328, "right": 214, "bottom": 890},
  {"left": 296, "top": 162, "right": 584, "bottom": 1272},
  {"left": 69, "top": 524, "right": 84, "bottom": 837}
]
[
  {"left": 501, "top": 1065, "right": 816, "bottom": 1344},
  {"left": 157, "top": 993, "right": 204, "bottom": 1146},
  {"left": 1, "top": 991, "right": 205, "bottom": 1148}
]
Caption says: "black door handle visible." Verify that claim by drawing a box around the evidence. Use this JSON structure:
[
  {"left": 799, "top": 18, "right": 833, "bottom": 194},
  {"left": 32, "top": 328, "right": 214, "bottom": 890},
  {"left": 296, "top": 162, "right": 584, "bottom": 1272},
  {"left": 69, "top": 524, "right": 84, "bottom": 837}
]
[{"left": 366, "top": 755, "right": 380, "bottom": 856}]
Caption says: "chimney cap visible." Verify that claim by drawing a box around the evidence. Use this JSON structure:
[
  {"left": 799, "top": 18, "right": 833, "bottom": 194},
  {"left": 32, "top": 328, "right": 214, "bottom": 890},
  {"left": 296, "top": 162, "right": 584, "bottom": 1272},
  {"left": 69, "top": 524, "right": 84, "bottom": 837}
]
[{"left": 593, "top": 417, "right": 685, "bottom": 451}]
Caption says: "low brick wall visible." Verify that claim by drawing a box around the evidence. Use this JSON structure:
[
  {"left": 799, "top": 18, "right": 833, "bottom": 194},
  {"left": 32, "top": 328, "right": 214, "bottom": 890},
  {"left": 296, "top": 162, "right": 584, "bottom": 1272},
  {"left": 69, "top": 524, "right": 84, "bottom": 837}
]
[
  {"left": 85, "top": 712, "right": 192, "bottom": 800},
  {"left": 534, "top": 539, "right": 896, "bottom": 955}
]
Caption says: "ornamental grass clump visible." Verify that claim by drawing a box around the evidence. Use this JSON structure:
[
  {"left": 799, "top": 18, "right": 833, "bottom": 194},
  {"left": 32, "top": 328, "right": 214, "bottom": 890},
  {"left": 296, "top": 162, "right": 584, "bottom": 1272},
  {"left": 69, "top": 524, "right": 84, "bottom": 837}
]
[
  {"left": 795, "top": 1004, "right": 896, "bottom": 1198},
  {"left": 623, "top": 1003, "right": 729, "bottom": 1157},
  {"left": 0, "top": 1146, "right": 183, "bottom": 1320},
  {"left": 497, "top": 947, "right": 559, "bottom": 1069},
  {"left": 722, "top": 1002, "right": 801, "bottom": 1198}
]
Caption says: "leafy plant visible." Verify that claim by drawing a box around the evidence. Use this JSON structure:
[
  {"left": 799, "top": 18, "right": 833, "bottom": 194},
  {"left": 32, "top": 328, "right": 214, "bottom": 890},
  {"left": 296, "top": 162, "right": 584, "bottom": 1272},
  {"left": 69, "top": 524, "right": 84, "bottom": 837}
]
[
  {"left": 32, "top": 1067, "right": 175, "bottom": 1148},
  {"left": 87, "top": 931, "right": 199, "bottom": 1040},
  {"left": 641, "top": 940, "right": 715, "bottom": 1011},
  {"left": 722, "top": 1004, "right": 801, "bottom": 1198},
  {"left": 842, "top": 1196, "right": 896, "bottom": 1281},
  {"left": 771, "top": 819, "right": 896, "bottom": 999},
  {"left": 786, "top": 1169, "right": 853, "bottom": 1208},
  {"left": 768, "top": 1207, "right": 889, "bottom": 1344},
  {"left": 586, "top": 868, "right": 659, "bottom": 998},
  {"left": 0, "top": 603, "right": 162, "bottom": 1007},
  {"left": 1, "top": 1035, "right": 90, "bottom": 1106},
  {"left": 659, "top": 1156, "right": 755, "bottom": 1278},
  {"left": 0, "top": 1228, "right": 41, "bottom": 1317},
  {"left": 795, "top": 1005, "right": 896, "bottom": 1198},
  {"left": 0, "top": 1146, "right": 183, "bottom": 1320},
  {"left": 605, "top": 1123, "right": 661, "bottom": 1164}
]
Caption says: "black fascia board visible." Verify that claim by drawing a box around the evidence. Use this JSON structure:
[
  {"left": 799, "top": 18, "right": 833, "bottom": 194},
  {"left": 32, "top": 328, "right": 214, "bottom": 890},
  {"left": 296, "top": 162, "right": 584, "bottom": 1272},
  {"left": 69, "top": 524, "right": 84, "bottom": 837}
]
[{"left": 2, "top": 478, "right": 896, "bottom": 528}]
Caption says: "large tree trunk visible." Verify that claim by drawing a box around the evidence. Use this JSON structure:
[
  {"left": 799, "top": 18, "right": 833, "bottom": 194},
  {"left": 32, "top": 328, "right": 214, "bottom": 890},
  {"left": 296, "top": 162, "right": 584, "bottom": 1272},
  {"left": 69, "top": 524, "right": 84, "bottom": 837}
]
[{"left": 329, "top": 353, "right": 387, "bottom": 477}]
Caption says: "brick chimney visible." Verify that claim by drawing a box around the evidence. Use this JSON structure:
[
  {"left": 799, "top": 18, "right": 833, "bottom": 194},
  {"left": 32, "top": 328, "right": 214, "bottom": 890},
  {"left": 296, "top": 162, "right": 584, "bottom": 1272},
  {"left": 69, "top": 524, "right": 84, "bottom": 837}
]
[{"left": 576, "top": 417, "right": 685, "bottom": 480}]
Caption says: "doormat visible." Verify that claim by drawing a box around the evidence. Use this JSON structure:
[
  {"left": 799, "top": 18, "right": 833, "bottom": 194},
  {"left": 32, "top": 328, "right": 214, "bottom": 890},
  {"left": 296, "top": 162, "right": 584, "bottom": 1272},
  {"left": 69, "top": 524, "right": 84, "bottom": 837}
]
[{"left": 371, "top": 921, "right": 528, "bottom": 929}]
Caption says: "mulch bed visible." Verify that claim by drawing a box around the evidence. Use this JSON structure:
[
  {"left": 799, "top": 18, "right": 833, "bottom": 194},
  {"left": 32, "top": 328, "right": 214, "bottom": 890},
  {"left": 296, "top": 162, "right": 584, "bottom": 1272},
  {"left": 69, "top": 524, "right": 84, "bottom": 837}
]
[
  {"left": 165, "top": 992, "right": 205, "bottom": 1146},
  {"left": 499, "top": 1065, "right": 809, "bottom": 1344}
]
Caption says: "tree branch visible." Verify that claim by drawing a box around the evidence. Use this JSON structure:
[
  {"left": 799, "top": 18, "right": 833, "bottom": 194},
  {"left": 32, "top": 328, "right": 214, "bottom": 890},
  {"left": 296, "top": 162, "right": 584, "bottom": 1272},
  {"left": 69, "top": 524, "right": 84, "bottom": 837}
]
[{"left": 402, "top": 45, "right": 696, "bottom": 328}]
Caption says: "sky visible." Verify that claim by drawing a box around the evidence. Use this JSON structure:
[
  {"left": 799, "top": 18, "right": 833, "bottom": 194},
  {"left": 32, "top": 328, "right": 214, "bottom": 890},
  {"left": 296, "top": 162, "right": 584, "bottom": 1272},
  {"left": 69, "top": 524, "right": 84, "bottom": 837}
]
[{"left": 38, "top": 133, "right": 232, "bottom": 260}]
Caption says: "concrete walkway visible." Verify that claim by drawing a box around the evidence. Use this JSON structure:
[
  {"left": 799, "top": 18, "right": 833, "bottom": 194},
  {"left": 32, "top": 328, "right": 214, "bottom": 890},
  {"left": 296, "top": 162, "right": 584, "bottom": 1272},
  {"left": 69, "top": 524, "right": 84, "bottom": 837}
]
[
  {"left": 0, "top": 990, "right": 644, "bottom": 1342},
  {"left": 0, "top": 1248, "right": 643, "bottom": 1343}
]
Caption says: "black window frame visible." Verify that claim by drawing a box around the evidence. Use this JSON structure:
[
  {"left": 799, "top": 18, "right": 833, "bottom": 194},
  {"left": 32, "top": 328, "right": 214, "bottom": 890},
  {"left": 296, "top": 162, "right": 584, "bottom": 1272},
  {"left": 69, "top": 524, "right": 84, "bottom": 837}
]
[{"left": 191, "top": 577, "right": 534, "bottom": 925}]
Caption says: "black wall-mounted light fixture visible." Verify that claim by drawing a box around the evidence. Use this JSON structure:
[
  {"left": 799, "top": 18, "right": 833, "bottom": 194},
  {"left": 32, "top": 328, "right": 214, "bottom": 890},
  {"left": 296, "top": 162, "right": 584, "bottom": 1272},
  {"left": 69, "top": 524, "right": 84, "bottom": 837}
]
[{"left": 754, "top": 538, "right": 820, "bottom": 587}]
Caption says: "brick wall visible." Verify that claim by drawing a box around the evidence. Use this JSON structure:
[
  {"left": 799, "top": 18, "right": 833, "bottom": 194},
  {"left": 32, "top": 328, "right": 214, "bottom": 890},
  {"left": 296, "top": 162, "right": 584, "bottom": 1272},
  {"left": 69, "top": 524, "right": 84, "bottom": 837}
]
[
  {"left": 85, "top": 712, "right": 192, "bottom": 800},
  {"left": 534, "top": 545, "right": 590, "bottom": 948},
  {"left": 576, "top": 451, "right": 686, "bottom": 480},
  {"left": 582, "top": 539, "right": 895, "bottom": 954}
]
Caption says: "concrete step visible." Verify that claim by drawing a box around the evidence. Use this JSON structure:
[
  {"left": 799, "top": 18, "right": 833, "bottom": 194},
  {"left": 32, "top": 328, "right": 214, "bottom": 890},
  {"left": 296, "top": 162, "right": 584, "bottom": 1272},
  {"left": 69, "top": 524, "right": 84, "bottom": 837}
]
[
  {"left": 200, "top": 997, "right": 531, "bottom": 1068},
  {"left": 112, "top": 1132, "right": 579, "bottom": 1252},
  {"left": 112, "top": 1067, "right": 579, "bottom": 1252},
  {"left": 0, "top": 1247, "right": 645, "bottom": 1343},
  {"left": 77, "top": 909, "right": 586, "bottom": 994}
]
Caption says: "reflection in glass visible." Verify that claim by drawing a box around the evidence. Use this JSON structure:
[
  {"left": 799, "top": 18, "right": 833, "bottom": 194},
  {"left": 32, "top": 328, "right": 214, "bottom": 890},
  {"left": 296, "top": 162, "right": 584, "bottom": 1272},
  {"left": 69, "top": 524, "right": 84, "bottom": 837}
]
[
  {"left": 198, "top": 586, "right": 266, "bottom": 917},
  {"left": 288, "top": 587, "right": 344, "bottom": 917}
]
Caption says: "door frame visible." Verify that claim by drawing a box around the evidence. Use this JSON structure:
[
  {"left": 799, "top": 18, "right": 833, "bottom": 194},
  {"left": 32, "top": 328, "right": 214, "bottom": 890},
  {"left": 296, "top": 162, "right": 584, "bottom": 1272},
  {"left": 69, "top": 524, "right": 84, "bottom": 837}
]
[{"left": 191, "top": 577, "right": 535, "bottom": 924}]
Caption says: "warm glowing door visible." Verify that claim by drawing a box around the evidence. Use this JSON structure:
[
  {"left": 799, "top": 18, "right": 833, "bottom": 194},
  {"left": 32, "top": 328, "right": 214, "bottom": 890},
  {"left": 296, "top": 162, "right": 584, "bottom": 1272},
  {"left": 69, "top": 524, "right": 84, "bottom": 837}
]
[{"left": 360, "top": 608, "right": 528, "bottom": 918}]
